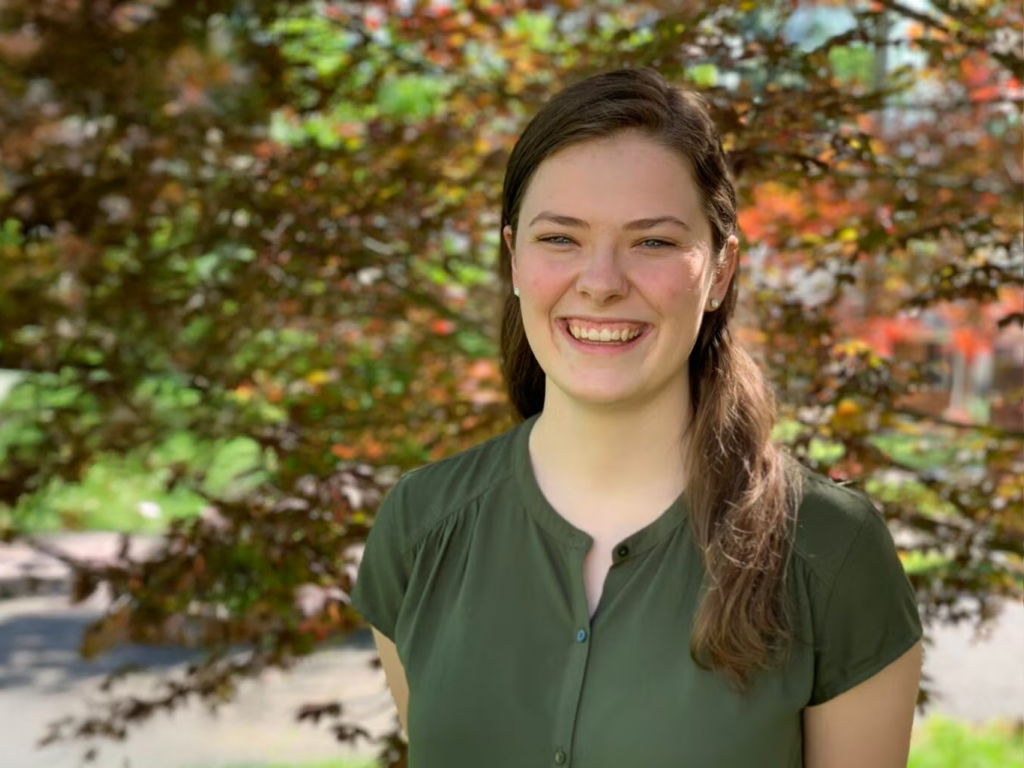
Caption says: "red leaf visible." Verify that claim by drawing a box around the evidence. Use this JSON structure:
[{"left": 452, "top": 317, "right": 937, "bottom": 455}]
[{"left": 430, "top": 318, "right": 455, "bottom": 335}]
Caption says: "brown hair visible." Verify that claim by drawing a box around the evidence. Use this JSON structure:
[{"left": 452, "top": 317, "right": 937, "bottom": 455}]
[{"left": 497, "top": 67, "right": 804, "bottom": 693}]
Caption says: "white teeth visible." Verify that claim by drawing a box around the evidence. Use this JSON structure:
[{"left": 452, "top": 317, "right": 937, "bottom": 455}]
[{"left": 568, "top": 324, "right": 642, "bottom": 342}]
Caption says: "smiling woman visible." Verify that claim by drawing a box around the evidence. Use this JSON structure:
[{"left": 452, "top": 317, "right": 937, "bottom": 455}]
[
  {"left": 503, "top": 131, "right": 724, "bottom": 409},
  {"left": 350, "top": 67, "right": 923, "bottom": 768}
]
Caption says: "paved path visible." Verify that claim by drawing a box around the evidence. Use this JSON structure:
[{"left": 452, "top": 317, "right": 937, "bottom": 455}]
[
  {"left": 0, "top": 590, "right": 394, "bottom": 768},
  {"left": 1, "top": 534, "right": 1021, "bottom": 768}
]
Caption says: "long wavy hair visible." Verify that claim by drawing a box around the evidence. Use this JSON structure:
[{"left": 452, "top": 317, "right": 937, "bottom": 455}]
[{"left": 497, "top": 67, "right": 804, "bottom": 693}]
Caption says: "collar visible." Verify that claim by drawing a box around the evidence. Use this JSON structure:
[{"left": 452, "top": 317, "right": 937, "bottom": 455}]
[{"left": 512, "top": 411, "right": 690, "bottom": 562}]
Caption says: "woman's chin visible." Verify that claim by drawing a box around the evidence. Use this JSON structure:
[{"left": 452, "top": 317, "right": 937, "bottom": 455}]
[{"left": 558, "top": 382, "right": 643, "bottom": 408}]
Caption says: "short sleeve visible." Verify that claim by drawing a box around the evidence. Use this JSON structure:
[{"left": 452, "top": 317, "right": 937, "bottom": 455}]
[
  {"left": 809, "top": 504, "right": 924, "bottom": 705},
  {"left": 349, "top": 477, "right": 414, "bottom": 642}
]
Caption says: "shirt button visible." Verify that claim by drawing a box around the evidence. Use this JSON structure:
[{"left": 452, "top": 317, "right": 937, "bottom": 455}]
[
  {"left": 555, "top": 748, "right": 567, "bottom": 764},
  {"left": 616, "top": 545, "right": 630, "bottom": 558},
  {"left": 576, "top": 628, "right": 588, "bottom": 643}
]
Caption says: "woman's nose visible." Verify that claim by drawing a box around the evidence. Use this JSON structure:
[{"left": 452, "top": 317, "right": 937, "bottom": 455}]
[{"left": 576, "top": 247, "right": 629, "bottom": 303}]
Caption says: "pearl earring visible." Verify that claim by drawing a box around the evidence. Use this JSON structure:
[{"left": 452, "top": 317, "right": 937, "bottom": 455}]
[
  {"left": 709, "top": 298, "right": 720, "bottom": 309},
  {"left": 513, "top": 286, "right": 520, "bottom": 297}
]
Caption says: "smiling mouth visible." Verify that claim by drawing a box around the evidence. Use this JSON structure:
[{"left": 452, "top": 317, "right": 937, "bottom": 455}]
[{"left": 557, "top": 319, "right": 652, "bottom": 348}]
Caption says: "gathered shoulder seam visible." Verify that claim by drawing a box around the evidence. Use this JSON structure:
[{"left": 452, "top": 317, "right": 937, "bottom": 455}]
[
  {"left": 789, "top": 470, "right": 876, "bottom": 590},
  {"left": 398, "top": 465, "right": 518, "bottom": 560}
]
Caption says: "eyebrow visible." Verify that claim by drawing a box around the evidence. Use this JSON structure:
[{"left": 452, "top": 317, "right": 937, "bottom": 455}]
[{"left": 527, "top": 211, "right": 692, "bottom": 232}]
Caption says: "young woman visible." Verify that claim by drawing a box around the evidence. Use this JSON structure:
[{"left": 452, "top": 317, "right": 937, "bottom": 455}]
[{"left": 350, "top": 67, "right": 924, "bottom": 768}]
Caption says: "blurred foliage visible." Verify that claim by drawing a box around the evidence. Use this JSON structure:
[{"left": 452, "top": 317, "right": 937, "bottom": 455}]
[
  {"left": 908, "top": 714, "right": 1024, "bottom": 768},
  {"left": 0, "top": 0, "right": 1021, "bottom": 765}
]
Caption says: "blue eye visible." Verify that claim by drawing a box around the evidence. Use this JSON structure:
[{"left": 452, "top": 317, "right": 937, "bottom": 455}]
[
  {"left": 538, "top": 235, "right": 574, "bottom": 246},
  {"left": 640, "top": 239, "right": 674, "bottom": 248}
]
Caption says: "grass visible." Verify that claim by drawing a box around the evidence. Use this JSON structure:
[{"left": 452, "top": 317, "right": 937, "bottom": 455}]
[
  {"left": 909, "top": 714, "right": 1024, "bottom": 768},
  {"left": 206, "top": 716, "right": 1024, "bottom": 768}
]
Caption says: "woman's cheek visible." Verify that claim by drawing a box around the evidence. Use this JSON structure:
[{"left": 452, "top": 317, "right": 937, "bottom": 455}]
[{"left": 524, "top": 264, "right": 572, "bottom": 300}]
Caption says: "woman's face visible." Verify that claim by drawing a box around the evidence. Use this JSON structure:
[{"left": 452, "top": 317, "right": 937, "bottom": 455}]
[{"left": 504, "top": 131, "right": 737, "bottom": 410}]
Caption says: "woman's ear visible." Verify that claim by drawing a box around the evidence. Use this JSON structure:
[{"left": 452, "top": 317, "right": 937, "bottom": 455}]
[
  {"left": 503, "top": 224, "right": 518, "bottom": 282},
  {"left": 712, "top": 235, "right": 739, "bottom": 299}
]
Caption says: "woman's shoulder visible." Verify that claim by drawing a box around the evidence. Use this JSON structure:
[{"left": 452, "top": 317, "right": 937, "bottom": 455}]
[
  {"left": 377, "top": 421, "right": 523, "bottom": 544},
  {"left": 789, "top": 463, "right": 901, "bottom": 589}
]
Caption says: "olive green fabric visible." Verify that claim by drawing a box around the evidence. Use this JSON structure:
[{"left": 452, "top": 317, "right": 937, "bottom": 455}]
[{"left": 350, "top": 412, "right": 923, "bottom": 767}]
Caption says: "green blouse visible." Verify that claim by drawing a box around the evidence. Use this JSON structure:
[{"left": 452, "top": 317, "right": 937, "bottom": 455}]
[{"left": 350, "top": 412, "right": 923, "bottom": 767}]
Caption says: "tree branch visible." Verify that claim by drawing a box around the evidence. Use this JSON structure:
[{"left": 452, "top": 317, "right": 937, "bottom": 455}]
[{"left": 875, "top": 0, "right": 1024, "bottom": 78}]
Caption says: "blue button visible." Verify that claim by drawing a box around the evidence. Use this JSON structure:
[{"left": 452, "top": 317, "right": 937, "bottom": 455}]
[{"left": 576, "top": 628, "right": 588, "bottom": 643}]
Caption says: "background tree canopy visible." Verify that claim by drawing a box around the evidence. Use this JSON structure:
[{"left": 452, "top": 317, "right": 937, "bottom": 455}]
[{"left": 0, "top": 1, "right": 1021, "bottom": 765}]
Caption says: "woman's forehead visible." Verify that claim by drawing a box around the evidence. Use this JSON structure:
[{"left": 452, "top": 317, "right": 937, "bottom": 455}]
[{"left": 520, "top": 136, "right": 705, "bottom": 230}]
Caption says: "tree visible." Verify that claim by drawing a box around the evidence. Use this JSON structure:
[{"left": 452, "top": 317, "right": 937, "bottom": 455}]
[{"left": 0, "top": 1, "right": 1020, "bottom": 765}]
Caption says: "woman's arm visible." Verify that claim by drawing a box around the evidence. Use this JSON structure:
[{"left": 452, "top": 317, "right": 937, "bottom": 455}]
[
  {"left": 371, "top": 627, "right": 410, "bottom": 737},
  {"left": 803, "top": 640, "right": 924, "bottom": 768}
]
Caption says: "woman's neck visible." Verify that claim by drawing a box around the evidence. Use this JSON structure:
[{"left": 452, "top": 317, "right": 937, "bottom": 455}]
[{"left": 530, "top": 382, "right": 692, "bottom": 520}]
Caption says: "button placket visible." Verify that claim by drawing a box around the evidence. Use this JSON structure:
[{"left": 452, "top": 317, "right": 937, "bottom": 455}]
[{"left": 551, "top": 547, "right": 594, "bottom": 768}]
